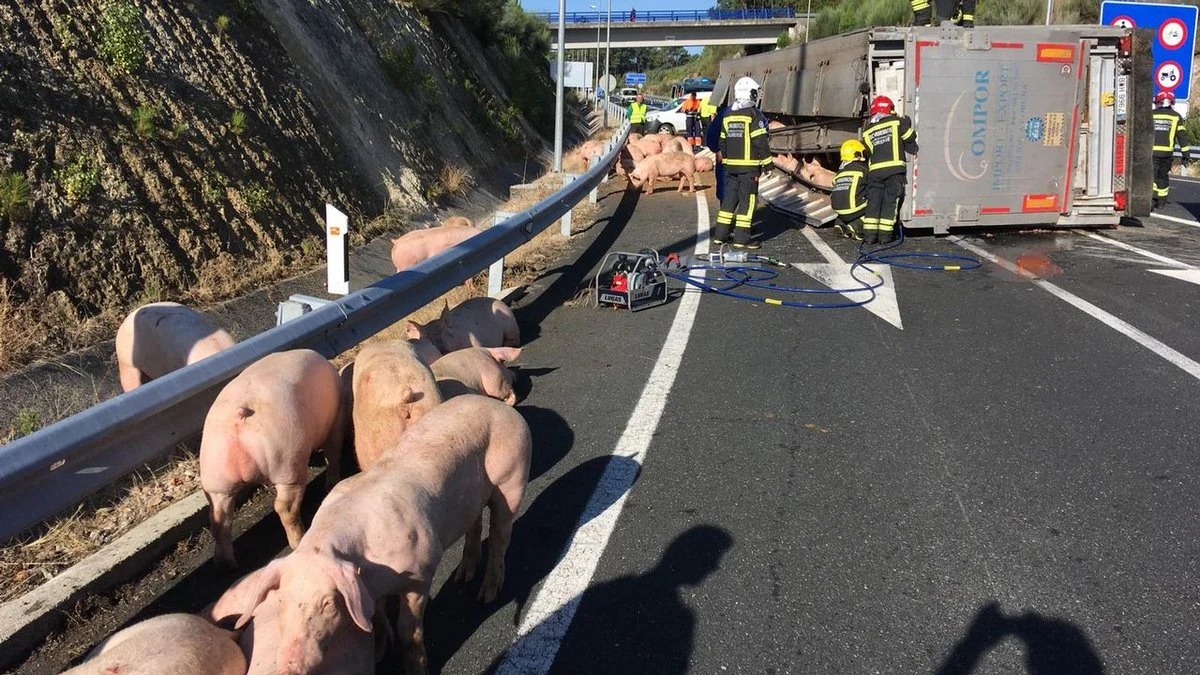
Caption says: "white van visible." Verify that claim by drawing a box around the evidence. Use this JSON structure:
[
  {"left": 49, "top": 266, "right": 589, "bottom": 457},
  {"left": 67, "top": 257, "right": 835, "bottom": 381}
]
[{"left": 645, "top": 91, "right": 712, "bottom": 135}]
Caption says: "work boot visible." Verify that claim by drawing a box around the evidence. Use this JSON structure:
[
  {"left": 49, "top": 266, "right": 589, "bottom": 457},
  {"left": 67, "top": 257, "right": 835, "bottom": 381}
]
[
  {"left": 880, "top": 229, "right": 897, "bottom": 244},
  {"left": 912, "top": 7, "right": 932, "bottom": 26},
  {"left": 864, "top": 229, "right": 879, "bottom": 245},
  {"left": 833, "top": 222, "right": 848, "bottom": 238}
]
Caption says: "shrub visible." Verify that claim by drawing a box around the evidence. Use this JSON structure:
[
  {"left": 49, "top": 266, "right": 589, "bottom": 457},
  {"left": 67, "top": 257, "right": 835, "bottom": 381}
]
[
  {"left": 0, "top": 172, "right": 32, "bottom": 223},
  {"left": 777, "top": 30, "right": 793, "bottom": 49},
  {"left": 98, "top": 0, "right": 146, "bottom": 73},
  {"left": 131, "top": 104, "right": 158, "bottom": 138},
  {"left": 439, "top": 165, "right": 472, "bottom": 196},
  {"left": 216, "top": 15, "right": 231, "bottom": 33},
  {"left": 12, "top": 409, "right": 41, "bottom": 438},
  {"left": 230, "top": 110, "right": 247, "bottom": 136},
  {"left": 240, "top": 181, "right": 269, "bottom": 213},
  {"left": 380, "top": 42, "right": 436, "bottom": 94},
  {"left": 200, "top": 168, "right": 227, "bottom": 204},
  {"left": 51, "top": 14, "right": 76, "bottom": 50},
  {"left": 55, "top": 155, "right": 101, "bottom": 203}
]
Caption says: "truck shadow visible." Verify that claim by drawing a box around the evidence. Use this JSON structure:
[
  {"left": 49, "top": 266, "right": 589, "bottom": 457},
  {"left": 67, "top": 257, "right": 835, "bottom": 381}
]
[
  {"left": 421, "top": 455, "right": 642, "bottom": 672},
  {"left": 936, "top": 601, "right": 1105, "bottom": 675}
]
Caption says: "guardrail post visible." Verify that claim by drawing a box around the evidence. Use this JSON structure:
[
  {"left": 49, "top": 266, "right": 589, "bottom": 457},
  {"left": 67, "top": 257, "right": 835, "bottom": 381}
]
[
  {"left": 589, "top": 157, "right": 600, "bottom": 203},
  {"left": 560, "top": 174, "right": 580, "bottom": 235},
  {"left": 489, "top": 211, "right": 516, "bottom": 298},
  {"left": 325, "top": 204, "right": 350, "bottom": 296}
]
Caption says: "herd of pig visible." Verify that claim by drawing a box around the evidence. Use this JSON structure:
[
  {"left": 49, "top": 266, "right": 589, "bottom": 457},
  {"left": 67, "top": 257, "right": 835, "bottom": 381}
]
[{"left": 80, "top": 296, "right": 530, "bottom": 674}]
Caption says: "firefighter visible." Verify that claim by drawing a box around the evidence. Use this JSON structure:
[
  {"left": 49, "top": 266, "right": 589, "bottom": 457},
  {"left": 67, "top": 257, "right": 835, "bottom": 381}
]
[
  {"left": 953, "top": 0, "right": 976, "bottom": 27},
  {"left": 705, "top": 100, "right": 729, "bottom": 203},
  {"left": 1152, "top": 90, "right": 1191, "bottom": 210},
  {"left": 861, "top": 95, "right": 918, "bottom": 245},
  {"left": 911, "top": 0, "right": 933, "bottom": 26},
  {"left": 831, "top": 140, "right": 868, "bottom": 241},
  {"left": 628, "top": 93, "right": 648, "bottom": 135},
  {"left": 682, "top": 91, "right": 702, "bottom": 148},
  {"left": 715, "top": 77, "right": 772, "bottom": 249}
]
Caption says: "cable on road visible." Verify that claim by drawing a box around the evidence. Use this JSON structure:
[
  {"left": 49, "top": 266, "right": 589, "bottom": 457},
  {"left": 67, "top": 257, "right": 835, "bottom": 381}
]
[{"left": 855, "top": 228, "right": 983, "bottom": 271}]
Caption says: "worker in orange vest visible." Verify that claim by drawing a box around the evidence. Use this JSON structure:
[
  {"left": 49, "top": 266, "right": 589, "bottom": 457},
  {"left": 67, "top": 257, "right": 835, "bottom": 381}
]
[{"left": 681, "top": 92, "right": 702, "bottom": 148}]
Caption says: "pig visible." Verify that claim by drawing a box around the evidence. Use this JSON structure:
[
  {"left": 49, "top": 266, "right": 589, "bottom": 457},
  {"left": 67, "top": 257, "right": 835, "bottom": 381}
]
[
  {"left": 578, "top": 139, "right": 606, "bottom": 161},
  {"left": 115, "top": 301, "right": 236, "bottom": 392},
  {"left": 231, "top": 395, "right": 532, "bottom": 675},
  {"left": 631, "top": 136, "right": 664, "bottom": 157},
  {"left": 663, "top": 136, "right": 693, "bottom": 154},
  {"left": 404, "top": 297, "right": 520, "bottom": 353},
  {"left": 627, "top": 132, "right": 643, "bottom": 144},
  {"left": 801, "top": 156, "right": 836, "bottom": 189},
  {"left": 200, "top": 349, "right": 344, "bottom": 568},
  {"left": 350, "top": 340, "right": 442, "bottom": 471},
  {"left": 407, "top": 336, "right": 443, "bottom": 366},
  {"left": 440, "top": 215, "right": 473, "bottom": 229},
  {"left": 206, "top": 571, "right": 384, "bottom": 674},
  {"left": 61, "top": 613, "right": 245, "bottom": 675},
  {"left": 629, "top": 152, "right": 715, "bottom": 194},
  {"left": 773, "top": 153, "right": 801, "bottom": 175},
  {"left": 389, "top": 224, "right": 482, "bottom": 273},
  {"left": 431, "top": 346, "right": 522, "bottom": 405}
]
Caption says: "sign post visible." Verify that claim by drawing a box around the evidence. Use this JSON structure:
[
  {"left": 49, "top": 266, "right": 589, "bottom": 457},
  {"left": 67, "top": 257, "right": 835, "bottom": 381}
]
[
  {"left": 1101, "top": 1, "right": 1197, "bottom": 115},
  {"left": 325, "top": 204, "right": 349, "bottom": 296}
]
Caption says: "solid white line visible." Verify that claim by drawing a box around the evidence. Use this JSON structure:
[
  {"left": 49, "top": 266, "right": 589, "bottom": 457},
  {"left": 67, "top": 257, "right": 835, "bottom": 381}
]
[
  {"left": 495, "top": 193, "right": 710, "bottom": 674},
  {"left": 1075, "top": 230, "right": 1195, "bottom": 269},
  {"left": 800, "top": 224, "right": 842, "bottom": 265},
  {"left": 1150, "top": 212, "right": 1200, "bottom": 229},
  {"left": 1171, "top": 175, "right": 1200, "bottom": 185},
  {"left": 951, "top": 236, "right": 1200, "bottom": 382}
]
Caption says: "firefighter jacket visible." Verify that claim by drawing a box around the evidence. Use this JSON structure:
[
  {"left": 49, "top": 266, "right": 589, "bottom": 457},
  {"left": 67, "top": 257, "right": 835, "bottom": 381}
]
[
  {"left": 863, "top": 114, "right": 918, "bottom": 177},
  {"left": 719, "top": 106, "right": 772, "bottom": 173},
  {"left": 831, "top": 160, "right": 868, "bottom": 217},
  {"left": 682, "top": 97, "right": 701, "bottom": 119},
  {"left": 628, "top": 101, "right": 648, "bottom": 124},
  {"left": 1153, "top": 107, "right": 1191, "bottom": 161}
]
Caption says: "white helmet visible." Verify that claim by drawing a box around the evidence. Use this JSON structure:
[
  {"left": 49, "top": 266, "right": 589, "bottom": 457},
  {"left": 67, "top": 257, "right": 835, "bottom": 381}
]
[{"left": 734, "top": 76, "right": 760, "bottom": 103}]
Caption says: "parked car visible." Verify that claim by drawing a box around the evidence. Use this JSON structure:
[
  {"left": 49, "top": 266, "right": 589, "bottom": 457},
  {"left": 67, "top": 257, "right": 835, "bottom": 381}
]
[
  {"left": 618, "top": 87, "right": 640, "bottom": 104},
  {"left": 644, "top": 91, "right": 712, "bottom": 135}
]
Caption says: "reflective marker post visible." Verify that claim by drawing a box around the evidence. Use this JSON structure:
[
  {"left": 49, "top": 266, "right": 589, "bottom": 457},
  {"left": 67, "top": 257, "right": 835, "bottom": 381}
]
[{"left": 326, "top": 204, "right": 349, "bottom": 296}]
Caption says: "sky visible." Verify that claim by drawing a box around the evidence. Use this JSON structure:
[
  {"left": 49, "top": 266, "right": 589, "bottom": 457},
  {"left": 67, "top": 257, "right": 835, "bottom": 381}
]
[{"left": 519, "top": 0, "right": 709, "bottom": 13}]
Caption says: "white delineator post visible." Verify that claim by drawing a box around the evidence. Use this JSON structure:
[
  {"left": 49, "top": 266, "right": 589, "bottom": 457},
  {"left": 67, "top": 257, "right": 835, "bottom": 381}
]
[
  {"left": 325, "top": 204, "right": 350, "bottom": 296},
  {"left": 489, "top": 211, "right": 515, "bottom": 298},
  {"left": 561, "top": 174, "right": 579, "bottom": 236}
]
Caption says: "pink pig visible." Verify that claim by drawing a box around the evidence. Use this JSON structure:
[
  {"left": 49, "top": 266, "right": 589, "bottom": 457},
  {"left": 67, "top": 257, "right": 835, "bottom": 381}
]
[
  {"left": 629, "top": 152, "right": 714, "bottom": 194},
  {"left": 405, "top": 297, "right": 520, "bottom": 353},
  {"left": 389, "top": 224, "right": 482, "bottom": 273},
  {"left": 115, "top": 301, "right": 236, "bottom": 392},
  {"left": 348, "top": 340, "right": 442, "bottom": 472},
  {"left": 431, "top": 346, "right": 522, "bottom": 405},
  {"left": 200, "top": 349, "right": 344, "bottom": 568},
  {"left": 232, "top": 395, "right": 531, "bottom": 675},
  {"left": 801, "top": 156, "right": 836, "bottom": 188},
  {"left": 61, "top": 614, "right": 245, "bottom": 675}
]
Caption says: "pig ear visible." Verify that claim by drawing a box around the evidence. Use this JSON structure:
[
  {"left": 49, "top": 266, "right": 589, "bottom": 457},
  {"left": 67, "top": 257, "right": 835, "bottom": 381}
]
[
  {"left": 234, "top": 559, "right": 284, "bottom": 629},
  {"left": 439, "top": 300, "right": 450, "bottom": 321},
  {"left": 327, "top": 559, "right": 374, "bottom": 633},
  {"left": 404, "top": 321, "right": 421, "bottom": 339}
]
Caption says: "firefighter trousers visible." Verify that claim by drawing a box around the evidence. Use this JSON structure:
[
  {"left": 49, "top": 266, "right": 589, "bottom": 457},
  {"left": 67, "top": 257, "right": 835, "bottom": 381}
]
[
  {"left": 863, "top": 173, "right": 905, "bottom": 240},
  {"left": 1154, "top": 156, "right": 1172, "bottom": 202},
  {"left": 715, "top": 170, "right": 759, "bottom": 245}
]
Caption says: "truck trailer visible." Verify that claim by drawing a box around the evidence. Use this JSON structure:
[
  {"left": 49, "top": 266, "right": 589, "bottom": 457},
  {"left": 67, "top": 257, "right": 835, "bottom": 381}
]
[{"left": 710, "top": 25, "right": 1154, "bottom": 231}]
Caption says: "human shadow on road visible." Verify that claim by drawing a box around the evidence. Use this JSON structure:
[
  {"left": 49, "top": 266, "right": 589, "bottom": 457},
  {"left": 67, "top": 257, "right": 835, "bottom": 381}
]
[
  {"left": 488, "top": 524, "right": 734, "bottom": 674},
  {"left": 936, "top": 601, "right": 1105, "bottom": 675},
  {"left": 513, "top": 186, "right": 642, "bottom": 343},
  {"left": 422, "top": 455, "right": 641, "bottom": 672}
]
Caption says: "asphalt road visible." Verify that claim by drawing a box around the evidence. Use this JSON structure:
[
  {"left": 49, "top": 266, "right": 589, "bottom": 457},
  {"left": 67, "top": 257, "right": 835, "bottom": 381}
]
[{"left": 23, "top": 173, "right": 1200, "bottom": 674}]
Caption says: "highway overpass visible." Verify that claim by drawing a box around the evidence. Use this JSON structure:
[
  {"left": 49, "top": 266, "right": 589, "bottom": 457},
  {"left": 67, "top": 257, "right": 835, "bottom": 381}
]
[{"left": 537, "top": 8, "right": 807, "bottom": 49}]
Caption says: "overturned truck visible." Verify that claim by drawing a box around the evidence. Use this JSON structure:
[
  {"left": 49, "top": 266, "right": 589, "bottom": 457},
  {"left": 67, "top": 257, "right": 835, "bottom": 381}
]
[{"left": 711, "top": 25, "right": 1154, "bottom": 231}]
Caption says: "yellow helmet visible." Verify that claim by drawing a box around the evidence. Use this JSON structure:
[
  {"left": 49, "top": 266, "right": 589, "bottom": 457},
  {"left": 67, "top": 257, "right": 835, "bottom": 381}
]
[{"left": 840, "top": 139, "right": 866, "bottom": 162}]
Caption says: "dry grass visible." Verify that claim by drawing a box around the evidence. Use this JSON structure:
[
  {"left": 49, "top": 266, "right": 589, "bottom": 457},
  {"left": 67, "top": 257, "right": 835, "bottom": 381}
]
[
  {"left": 439, "top": 165, "right": 472, "bottom": 197},
  {"left": 0, "top": 134, "right": 611, "bottom": 607},
  {"left": 0, "top": 451, "right": 200, "bottom": 603},
  {"left": 0, "top": 281, "right": 123, "bottom": 374}
]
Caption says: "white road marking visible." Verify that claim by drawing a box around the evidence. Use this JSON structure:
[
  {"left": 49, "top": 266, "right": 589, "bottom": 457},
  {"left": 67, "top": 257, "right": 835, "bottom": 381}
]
[
  {"left": 1150, "top": 212, "right": 1200, "bottom": 229},
  {"left": 1075, "top": 230, "right": 1195, "bottom": 269},
  {"left": 494, "top": 192, "right": 709, "bottom": 674},
  {"left": 951, "top": 236, "right": 1200, "bottom": 382},
  {"left": 793, "top": 227, "right": 904, "bottom": 330},
  {"left": 1149, "top": 268, "right": 1200, "bottom": 287}
]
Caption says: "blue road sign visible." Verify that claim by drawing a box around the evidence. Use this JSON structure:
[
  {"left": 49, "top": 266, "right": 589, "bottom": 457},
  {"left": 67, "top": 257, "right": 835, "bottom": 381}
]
[
  {"left": 1101, "top": 1, "right": 1198, "bottom": 100},
  {"left": 625, "top": 72, "right": 647, "bottom": 86}
]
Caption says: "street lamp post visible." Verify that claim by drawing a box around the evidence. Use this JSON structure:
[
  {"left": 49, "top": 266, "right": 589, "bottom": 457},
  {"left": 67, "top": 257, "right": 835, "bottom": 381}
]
[
  {"left": 603, "top": 0, "right": 612, "bottom": 125},
  {"left": 590, "top": 4, "right": 601, "bottom": 107},
  {"left": 554, "top": 0, "right": 565, "bottom": 172},
  {"left": 1045, "top": 0, "right": 1053, "bottom": 25}
]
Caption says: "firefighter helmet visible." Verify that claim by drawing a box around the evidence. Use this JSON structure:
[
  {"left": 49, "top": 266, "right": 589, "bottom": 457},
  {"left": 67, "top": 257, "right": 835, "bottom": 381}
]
[
  {"left": 840, "top": 139, "right": 866, "bottom": 162},
  {"left": 869, "top": 95, "right": 895, "bottom": 115},
  {"left": 1155, "top": 91, "right": 1175, "bottom": 106},
  {"left": 734, "top": 76, "right": 760, "bottom": 103}
]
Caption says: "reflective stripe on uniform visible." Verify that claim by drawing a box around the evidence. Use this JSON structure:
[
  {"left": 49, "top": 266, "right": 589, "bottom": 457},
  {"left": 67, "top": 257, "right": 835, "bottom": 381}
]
[
  {"left": 911, "top": 0, "right": 930, "bottom": 9},
  {"left": 865, "top": 119, "right": 905, "bottom": 171},
  {"left": 629, "top": 102, "right": 648, "bottom": 123},
  {"left": 1154, "top": 112, "right": 1180, "bottom": 152}
]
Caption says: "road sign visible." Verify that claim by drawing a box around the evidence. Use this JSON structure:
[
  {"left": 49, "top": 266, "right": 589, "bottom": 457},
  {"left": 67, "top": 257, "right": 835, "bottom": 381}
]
[
  {"left": 624, "top": 72, "right": 646, "bottom": 86},
  {"left": 1102, "top": 1, "right": 1198, "bottom": 100}
]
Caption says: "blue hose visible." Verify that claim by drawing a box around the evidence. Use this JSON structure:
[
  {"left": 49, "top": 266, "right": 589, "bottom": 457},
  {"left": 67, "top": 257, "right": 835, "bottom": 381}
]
[{"left": 856, "top": 227, "right": 982, "bottom": 271}]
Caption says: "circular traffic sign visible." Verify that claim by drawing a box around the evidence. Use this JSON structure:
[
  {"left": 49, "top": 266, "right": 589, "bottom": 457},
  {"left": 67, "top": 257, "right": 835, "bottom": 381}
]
[
  {"left": 1159, "top": 18, "right": 1188, "bottom": 50},
  {"left": 1156, "top": 60, "right": 1184, "bottom": 90},
  {"left": 1110, "top": 15, "right": 1135, "bottom": 30}
]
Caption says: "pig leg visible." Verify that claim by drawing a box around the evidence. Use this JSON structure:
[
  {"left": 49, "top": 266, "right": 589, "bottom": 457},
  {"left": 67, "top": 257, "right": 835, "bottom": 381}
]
[
  {"left": 322, "top": 405, "right": 346, "bottom": 491},
  {"left": 453, "top": 515, "right": 484, "bottom": 583},
  {"left": 207, "top": 490, "right": 238, "bottom": 568},
  {"left": 396, "top": 592, "right": 429, "bottom": 675},
  {"left": 480, "top": 483, "right": 524, "bottom": 603},
  {"left": 119, "top": 363, "right": 146, "bottom": 392},
  {"left": 274, "top": 483, "right": 306, "bottom": 550}
]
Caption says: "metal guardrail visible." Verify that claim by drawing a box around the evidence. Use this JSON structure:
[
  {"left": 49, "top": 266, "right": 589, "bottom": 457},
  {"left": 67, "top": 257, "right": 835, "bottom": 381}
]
[
  {"left": 536, "top": 8, "right": 798, "bottom": 23},
  {"left": 0, "top": 122, "right": 631, "bottom": 542}
]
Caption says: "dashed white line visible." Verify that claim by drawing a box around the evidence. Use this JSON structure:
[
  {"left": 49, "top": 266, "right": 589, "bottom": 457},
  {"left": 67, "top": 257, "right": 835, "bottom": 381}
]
[
  {"left": 494, "top": 192, "right": 710, "bottom": 674},
  {"left": 1075, "top": 230, "right": 1195, "bottom": 269},
  {"left": 951, "top": 236, "right": 1200, "bottom": 383},
  {"left": 1149, "top": 212, "right": 1200, "bottom": 229}
]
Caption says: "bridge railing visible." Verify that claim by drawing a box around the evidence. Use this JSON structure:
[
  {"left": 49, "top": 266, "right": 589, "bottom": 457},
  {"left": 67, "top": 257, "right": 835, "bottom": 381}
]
[
  {"left": 0, "top": 123, "right": 632, "bottom": 543},
  {"left": 536, "top": 8, "right": 797, "bottom": 23}
]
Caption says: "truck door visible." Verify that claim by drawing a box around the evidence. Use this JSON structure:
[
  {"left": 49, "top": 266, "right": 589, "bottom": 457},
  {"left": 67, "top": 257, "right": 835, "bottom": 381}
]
[{"left": 904, "top": 30, "right": 1087, "bottom": 231}]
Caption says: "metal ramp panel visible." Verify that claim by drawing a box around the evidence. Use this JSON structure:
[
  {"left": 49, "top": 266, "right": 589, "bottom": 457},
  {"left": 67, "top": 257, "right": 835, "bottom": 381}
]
[{"left": 758, "top": 171, "right": 836, "bottom": 227}]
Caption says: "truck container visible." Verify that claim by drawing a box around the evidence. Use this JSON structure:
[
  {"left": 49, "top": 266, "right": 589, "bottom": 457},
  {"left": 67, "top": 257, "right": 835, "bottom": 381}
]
[{"left": 711, "top": 25, "right": 1154, "bottom": 231}]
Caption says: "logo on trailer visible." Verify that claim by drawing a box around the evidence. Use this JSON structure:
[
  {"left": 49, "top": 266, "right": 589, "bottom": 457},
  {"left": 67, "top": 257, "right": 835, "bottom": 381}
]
[{"left": 942, "top": 71, "right": 991, "bottom": 183}]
